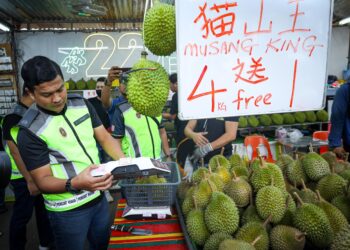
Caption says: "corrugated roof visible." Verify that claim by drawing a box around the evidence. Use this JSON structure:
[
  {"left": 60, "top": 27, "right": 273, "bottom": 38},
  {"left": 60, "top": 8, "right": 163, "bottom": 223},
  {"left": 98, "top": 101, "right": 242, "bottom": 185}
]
[{"left": 0, "top": 0, "right": 348, "bottom": 32}]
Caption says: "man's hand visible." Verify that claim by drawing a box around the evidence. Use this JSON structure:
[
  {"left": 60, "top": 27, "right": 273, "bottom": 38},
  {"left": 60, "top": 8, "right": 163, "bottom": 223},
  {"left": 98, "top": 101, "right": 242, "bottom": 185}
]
[
  {"left": 27, "top": 179, "right": 41, "bottom": 196},
  {"left": 192, "top": 132, "right": 209, "bottom": 147},
  {"left": 333, "top": 147, "right": 347, "bottom": 159},
  {"left": 182, "top": 156, "right": 194, "bottom": 182},
  {"left": 190, "top": 143, "right": 213, "bottom": 164},
  {"left": 106, "top": 66, "right": 122, "bottom": 86},
  {"left": 72, "top": 165, "right": 113, "bottom": 192}
]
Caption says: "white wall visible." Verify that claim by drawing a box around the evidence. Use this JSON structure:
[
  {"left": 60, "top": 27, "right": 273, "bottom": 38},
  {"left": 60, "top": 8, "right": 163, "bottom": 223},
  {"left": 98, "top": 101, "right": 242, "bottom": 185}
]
[{"left": 327, "top": 26, "right": 350, "bottom": 79}]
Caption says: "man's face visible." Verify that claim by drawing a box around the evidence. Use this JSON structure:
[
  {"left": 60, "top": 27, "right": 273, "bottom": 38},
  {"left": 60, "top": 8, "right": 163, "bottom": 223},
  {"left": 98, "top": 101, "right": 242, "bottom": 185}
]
[
  {"left": 31, "top": 75, "right": 67, "bottom": 113},
  {"left": 170, "top": 82, "right": 178, "bottom": 93},
  {"left": 95, "top": 81, "right": 104, "bottom": 90}
]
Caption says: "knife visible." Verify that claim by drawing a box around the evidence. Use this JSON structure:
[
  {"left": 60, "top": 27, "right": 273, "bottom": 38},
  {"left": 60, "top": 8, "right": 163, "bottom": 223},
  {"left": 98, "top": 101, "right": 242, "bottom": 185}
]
[{"left": 111, "top": 224, "right": 153, "bottom": 235}]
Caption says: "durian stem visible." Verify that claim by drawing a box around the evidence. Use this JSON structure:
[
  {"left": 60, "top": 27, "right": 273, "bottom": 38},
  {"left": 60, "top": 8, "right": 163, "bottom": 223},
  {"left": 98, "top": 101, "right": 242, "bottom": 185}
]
[
  {"left": 234, "top": 144, "right": 237, "bottom": 154},
  {"left": 220, "top": 147, "right": 225, "bottom": 155},
  {"left": 285, "top": 194, "right": 290, "bottom": 208},
  {"left": 207, "top": 179, "right": 216, "bottom": 193},
  {"left": 278, "top": 144, "right": 282, "bottom": 156},
  {"left": 315, "top": 190, "right": 322, "bottom": 201},
  {"left": 201, "top": 158, "right": 204, "bottom": 168},
  {"left": 231, "top": 169, "right": 238, "bottom": 180},
  {"left": 251, "top": 235, "right": 262, "bottom": 246},
  {"left": 293, "top": 192, "right": 304, "bottom": 206},
  {"left": 141, "top": 51, "right": 148, "bottom": 59},
  {"left": 295, "top": 232, "right": 307, "bottom": 242},
  {"left": 216, "top": 158, "right": 221, "bottom": 169},
  {"left": 208, "top": 164, "right": 212, "bottom": 174},
  {"left": 263, "top": 215, "right": 271, "bottom": 228},
  {"left": 301, "top": 179, "right": 307, "bottom": 191},
  {"left": 270, "top": 176, "right": 275, "bottom": 187},
  {"left": 192, "top": 195, "right": 198, "bottom": 210},
  {"left": 308, "top": 144, "right": 314, "bottom": 153}
]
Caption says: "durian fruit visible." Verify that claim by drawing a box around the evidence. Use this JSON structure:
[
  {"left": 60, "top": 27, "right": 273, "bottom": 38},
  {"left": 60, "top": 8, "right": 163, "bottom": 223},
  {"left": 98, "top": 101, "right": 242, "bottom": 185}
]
[
  {"left": 186, "top": 196, "right": 210, "bottom": 246},
  {"left": 225, "top": 170, "right": 252, "bottom": 207},
  {"left": 65, "top": 78, "right": 76, "bottom": 90},
  {"left": 256, "top": 183, "right": 286, "bottom": 223},
  {"left": 192, "top": 167, "right": 209, "bottom": 184},
  {"left": 235, "top": 219, "right": 269, "bottom": 250},
  {"left": 292, "top": 192, "right": 333, "bottom": 248},
  {"left": 127, "top": 51, "right": 169, "bottom": 117},
  {"left": 193, "top": 179, "right": 215, "bottom": 209},
  {"left": 143, "top": 1, "right": 176, "bottom": 56},
  {"left": 76, "top": 78, "right": 86, "bottom": 90},
  {"left": 331, "top": 195, "right": 350, "bottom": 222},
  {"left": 317, "top": 168, "right": 347, "bottom": 201},
  {"left": 293, "top": 112, "right": 306, "bottom": 123},
  {"left": 298, "top": 179, "right": 318, "bottom": 203},
  {"left": 315, "top": 190, "right": 348, "bottom": 235},
  {"left": 86, "top": 78, "right": 96, "bottom": 89},
  {"left": 316, "top": 110, "right": 329, "bottom": 122},
  {"left": 177, "top": 181, "right": 192, "bottom": 202},
  {"left": 229, "top": 147, "right": 243, "bottom": 168},
  {"left": 250, "top": 158, "right": 286, "bottom": 192},
  {"left": 241, "top": 192, "right": 263, "bottom": 225},
  {"left": 321, "top": 151, "right": 338, "bottom": 170},
  {"left": 181, "top": 186, "right": 195, "bottom": 217},
  {"left": 219, "top": 236, "right": 261, "bottom": 250},
  {"left": 231, "top": 165, "right": 249, "bottom": 178},
  {"left": 301, "top": 149, "right": 330, "bottom": 181},
  {"left": 330, "top": 224, "right": 350, "bottom": 250},
  {"left": 209, "top": 155, "right": 231, "bottom": 172},
  {"left": 258, "top": 114, "right": 272, "bottom": 126},
  {"left": 203, "top": 232, "right": 232, "bottom": 250},
  {"left": 207, "top": 166, "right": 224, "bottom": 192},
  {"left": 275, "top": 151, "right": 294, "bottom": 174},
  {"left": 339, "top": 169, "right": 350, "bottom": 181},
  {"left": 239, "top": 116, "right": 248, "bottom": 128},
  {"left": 278, "top": 193, "right": 297, "bottom": 226},
  {"left": 215, "top": 165, "right": 231, "bottom": 188},
  {"left": 247, "top": 116, "right": 259, "bottom": 127},
  {"left": 282, "top": 113, "right": 295, "bottom": 124},
  {"left": 271, "top": 113, "right": 284, "bottom": 125},
  {"left": 205, "top": 192, "right": 239, "bottom": 234},
  {"left": 270, "top": 225, "right": 306, "bottom": 250},
  {"left": 285, "top": 155, "right": 308, "bottom": 187},
  {"left": 305, "top": 111, "right": 317, "bottom": 122}
]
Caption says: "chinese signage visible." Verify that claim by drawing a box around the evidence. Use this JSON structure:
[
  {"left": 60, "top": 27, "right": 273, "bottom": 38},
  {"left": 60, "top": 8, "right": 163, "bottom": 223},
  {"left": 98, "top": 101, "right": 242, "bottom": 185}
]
[{"left": 177, "top": 0, "right": 332, "bottom": 119}]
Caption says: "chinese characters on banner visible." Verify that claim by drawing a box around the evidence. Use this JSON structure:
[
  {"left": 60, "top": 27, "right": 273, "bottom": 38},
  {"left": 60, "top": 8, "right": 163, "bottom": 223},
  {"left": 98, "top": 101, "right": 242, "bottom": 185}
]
[{"left": 177, "top": 0, "right": 331, "bottom": 120}]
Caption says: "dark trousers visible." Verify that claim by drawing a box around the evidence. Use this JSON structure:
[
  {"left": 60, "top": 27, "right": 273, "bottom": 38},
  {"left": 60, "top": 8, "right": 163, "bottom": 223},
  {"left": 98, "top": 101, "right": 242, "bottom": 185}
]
[{"left": 10, "top": 178, "right": 53, "bottom": 250}]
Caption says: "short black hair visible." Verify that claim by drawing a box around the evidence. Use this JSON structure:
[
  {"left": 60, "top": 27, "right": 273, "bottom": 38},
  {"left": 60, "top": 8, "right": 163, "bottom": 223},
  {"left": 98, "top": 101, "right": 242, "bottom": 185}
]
[
  {"left": 97, "top": 77, "right": 106, "bottom": 82},
  {"left": 21, "top": 56, "right": 64, "bottom": 92},
  {"left": 169, "top": 73, "right": 177, "bottom": 84}
]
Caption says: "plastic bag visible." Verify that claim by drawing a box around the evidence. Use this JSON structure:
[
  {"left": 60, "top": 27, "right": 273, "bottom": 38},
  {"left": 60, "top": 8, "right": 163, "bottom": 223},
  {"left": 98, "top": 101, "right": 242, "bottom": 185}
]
[{"left": 287, "top": 129, "right": 303, "bottom": 143}]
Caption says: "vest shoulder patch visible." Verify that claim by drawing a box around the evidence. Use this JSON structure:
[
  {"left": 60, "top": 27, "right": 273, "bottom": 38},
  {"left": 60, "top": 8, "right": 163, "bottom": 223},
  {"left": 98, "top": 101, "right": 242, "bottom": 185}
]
[{"left": 18, "top": 109, "right": 39, "bottom": 128}]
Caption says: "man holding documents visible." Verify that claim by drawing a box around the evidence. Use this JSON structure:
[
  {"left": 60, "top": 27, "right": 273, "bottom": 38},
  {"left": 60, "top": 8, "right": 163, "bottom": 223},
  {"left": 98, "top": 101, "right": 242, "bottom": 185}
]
[{"left": 17, "top": 56, "right": 125, "bottom": 250}]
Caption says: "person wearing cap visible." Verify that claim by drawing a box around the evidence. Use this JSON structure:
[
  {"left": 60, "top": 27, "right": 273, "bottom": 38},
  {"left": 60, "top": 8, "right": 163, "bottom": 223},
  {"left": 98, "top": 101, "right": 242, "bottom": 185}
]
[
  {"left": 17, "top": 56, "right": 125, "bottom": 250},
  {"left": 3, "top": 84, "right": 53, "bottom": 250},
  {"left": 100, "top": 67, "right": 127, "bottom": 120},
  {"left": 106, "top": 66, "right": 171, "bottom": 160}
]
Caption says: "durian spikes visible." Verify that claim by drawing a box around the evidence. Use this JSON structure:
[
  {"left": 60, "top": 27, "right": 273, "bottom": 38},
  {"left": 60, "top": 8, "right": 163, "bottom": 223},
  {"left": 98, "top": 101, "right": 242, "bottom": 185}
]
[
  {"left": 293, "top": 192, "right": 304, "bottom": 206},
  {"left": 251, "top": 235, "right": 262, "bottom": 247}
]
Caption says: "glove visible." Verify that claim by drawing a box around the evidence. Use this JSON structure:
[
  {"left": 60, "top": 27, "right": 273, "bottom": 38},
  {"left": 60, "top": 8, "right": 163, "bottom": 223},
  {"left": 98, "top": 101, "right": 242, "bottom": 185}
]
[
  {"left": 182, "top": 156, "right": 194, "bottom": 182},
  {"left": 190, "top": 143, "right": 213, "bottom": 165}
]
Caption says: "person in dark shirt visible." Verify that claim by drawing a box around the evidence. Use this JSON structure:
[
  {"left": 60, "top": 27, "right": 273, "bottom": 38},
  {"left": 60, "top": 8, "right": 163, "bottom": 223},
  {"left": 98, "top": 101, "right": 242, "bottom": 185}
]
[
  {"left": 183, "top": 117, "right": 239, "bottom": 180},
  {"left": 16, "top": 56, "right": 125, "bottom": 250},
  {"left": 162, "top": 73, "right": 188, "bottom": 145},
  {"left": 88, "top": 77, "right": 110, "bottom": 130},
  {"left": 329, "top": 81, "right": 350, "bottom": 159},
  {"left": 3, "top": 85, "right": 53, "bottom": 250}
]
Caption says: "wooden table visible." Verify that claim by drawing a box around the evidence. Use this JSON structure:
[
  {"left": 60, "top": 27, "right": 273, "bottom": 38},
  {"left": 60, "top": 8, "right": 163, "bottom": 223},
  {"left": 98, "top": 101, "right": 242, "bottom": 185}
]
[{"left": 108, "top": 199, "right": 189, "bottom": 250}]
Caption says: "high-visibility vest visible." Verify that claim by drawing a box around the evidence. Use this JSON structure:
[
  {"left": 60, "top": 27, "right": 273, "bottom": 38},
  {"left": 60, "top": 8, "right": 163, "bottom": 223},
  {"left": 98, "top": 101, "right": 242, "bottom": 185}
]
[
  {"left": 19, "top": 95, "right": 100, "bottom": 211},
  {"left": 118, "top": 102, "right": 162, "bottom": 159},
  {"left": 3, "top": 104, "right": 27, "bottom": 180}
]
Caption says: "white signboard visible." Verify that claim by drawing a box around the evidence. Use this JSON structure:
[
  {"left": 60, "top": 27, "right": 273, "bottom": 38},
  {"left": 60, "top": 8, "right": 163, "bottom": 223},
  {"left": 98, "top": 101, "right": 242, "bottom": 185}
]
[{"left": 177, "top": 0, "right": 332, "bottom": 120}]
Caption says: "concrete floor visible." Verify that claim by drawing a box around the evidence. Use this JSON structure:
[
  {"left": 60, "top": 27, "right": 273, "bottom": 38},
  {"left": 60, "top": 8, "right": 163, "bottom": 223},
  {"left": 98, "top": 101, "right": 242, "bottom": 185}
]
[{"left": 0, "top": 191, "right": 121, "bottom": 250}]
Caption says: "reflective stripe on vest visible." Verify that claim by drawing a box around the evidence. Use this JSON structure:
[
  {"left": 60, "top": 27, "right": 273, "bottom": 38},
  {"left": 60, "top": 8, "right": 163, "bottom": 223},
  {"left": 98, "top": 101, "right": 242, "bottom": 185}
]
[
  {"left": 119, "top": 102, "right": 162, "bottom": 158},
  {"left": 24, "top": 98, "right": 100, "bottom": 211},
  {"left": 4, "top": 104, "right": 27, "bottom": 180}
]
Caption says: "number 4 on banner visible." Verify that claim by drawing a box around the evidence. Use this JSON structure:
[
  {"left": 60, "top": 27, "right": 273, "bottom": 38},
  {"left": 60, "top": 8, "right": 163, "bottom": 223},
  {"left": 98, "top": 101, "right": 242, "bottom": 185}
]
[{"left": 187, "top": 65, "right": 227, "bottom": 112}]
